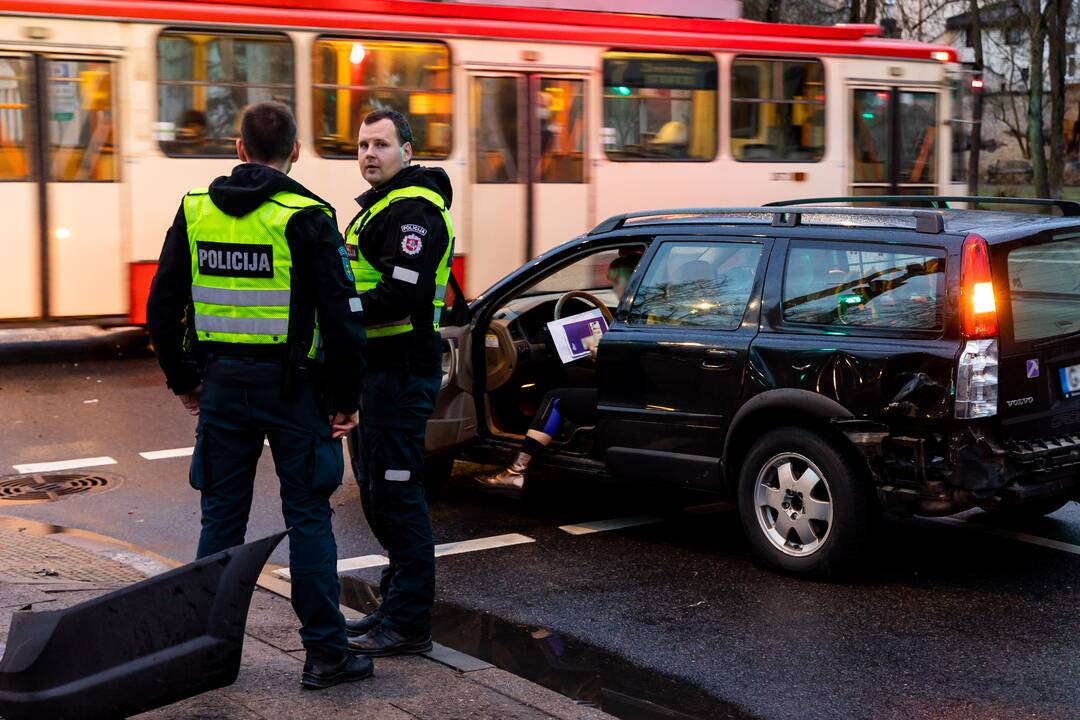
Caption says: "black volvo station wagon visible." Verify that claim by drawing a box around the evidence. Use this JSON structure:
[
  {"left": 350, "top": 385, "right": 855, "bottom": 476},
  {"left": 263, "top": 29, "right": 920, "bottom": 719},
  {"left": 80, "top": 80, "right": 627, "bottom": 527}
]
[{"left": 425, "top": 197, "right": 1080, "bottom": 577}]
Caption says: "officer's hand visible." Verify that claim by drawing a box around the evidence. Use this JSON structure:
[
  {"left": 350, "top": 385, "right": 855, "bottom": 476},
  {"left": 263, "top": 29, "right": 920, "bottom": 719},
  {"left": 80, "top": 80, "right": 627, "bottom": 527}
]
[
  {"left": 179, "top": 385, "right": 203, "bottom": 416},
  {"left": 331, "top": 411, "right": 358, "bottom": 439}
]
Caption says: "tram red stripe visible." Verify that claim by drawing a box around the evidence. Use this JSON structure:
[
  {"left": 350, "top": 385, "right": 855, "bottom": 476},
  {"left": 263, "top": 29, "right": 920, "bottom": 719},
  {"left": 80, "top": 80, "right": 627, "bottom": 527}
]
[{"left": 0, "top": 0, "right": 957, "bottom": 61}]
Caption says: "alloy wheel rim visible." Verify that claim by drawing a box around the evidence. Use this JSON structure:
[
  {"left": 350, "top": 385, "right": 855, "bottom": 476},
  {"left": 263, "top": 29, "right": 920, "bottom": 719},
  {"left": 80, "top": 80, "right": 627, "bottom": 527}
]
[{"left": 753, "top": 452, "right": 833, "bottom": 557}]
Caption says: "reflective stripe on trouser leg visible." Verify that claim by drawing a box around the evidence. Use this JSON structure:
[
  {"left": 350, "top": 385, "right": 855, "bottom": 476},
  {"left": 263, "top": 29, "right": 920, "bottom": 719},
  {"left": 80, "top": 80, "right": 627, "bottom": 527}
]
[
  {"left": 356, "top": 368, "right": 442, "bottom": 636},
  {"left": 361, "top": 420, "right": 434, "bottom": 636}
]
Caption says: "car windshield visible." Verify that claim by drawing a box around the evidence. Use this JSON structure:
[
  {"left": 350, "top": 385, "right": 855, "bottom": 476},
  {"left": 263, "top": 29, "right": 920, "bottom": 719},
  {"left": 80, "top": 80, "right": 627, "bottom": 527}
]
[{"left": 1007, "top": 236, "right": 1080, "bottom": 342}]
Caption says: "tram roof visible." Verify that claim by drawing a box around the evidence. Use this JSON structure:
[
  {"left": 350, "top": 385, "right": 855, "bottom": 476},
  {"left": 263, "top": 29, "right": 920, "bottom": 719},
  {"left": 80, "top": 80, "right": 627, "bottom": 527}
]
[{"left": 2, "top": 0, "right": 959, "bottom": 62}]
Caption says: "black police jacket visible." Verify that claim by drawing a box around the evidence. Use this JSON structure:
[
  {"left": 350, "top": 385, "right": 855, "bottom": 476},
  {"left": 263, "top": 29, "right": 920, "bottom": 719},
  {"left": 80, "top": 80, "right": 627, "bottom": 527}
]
[
  {"left": 146, "top": 163, "right": 367, "bottom": 415},
  {"left": 346, "top": 164, "right": 453, "bottom": 375}
]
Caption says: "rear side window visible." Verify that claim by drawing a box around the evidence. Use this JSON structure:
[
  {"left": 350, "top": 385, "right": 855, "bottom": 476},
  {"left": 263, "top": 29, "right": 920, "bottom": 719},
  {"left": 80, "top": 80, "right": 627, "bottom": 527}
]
[
  {"left": 629, "top": 241, "right": 762, "bottom": 329},
  {"left": 1008, "top": 236, "right": 1080, "bottom": 342},
  {"left": 783, "top": 241, "right": 945, "bottom": 330}
]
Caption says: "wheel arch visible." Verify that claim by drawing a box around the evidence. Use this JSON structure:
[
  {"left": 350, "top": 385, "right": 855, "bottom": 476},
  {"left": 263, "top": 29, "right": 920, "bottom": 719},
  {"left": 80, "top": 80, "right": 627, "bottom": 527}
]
[{"left": 722, "top": 390, "right": 858, "bottom": 493}]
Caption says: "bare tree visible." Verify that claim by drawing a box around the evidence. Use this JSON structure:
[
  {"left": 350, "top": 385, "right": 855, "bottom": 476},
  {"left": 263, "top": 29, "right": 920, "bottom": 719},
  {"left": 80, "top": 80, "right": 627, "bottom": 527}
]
[
  {"left": 984, "top": 32, "right": 1031, "bottom": 157},
  {"left": 895, "top": 0, "right": 960, "bottom": 42},
  {"left": 1026, "top": 0, "right": 1049, "bottom": 197},
  {"left": 865, "top": 0, "right": 879, "bottom": 23},
  {"left": 968, "top": 0, "right": 986, "bottom": 194},
  {"left": 1046, "top": 0, "right": 1072, "bottom": 196},
  {"left": 765, "top": 0, "right": 784, "bottom": 23},
  {"left": 850, "top": 0, "right": 862, "bottom": 23}
]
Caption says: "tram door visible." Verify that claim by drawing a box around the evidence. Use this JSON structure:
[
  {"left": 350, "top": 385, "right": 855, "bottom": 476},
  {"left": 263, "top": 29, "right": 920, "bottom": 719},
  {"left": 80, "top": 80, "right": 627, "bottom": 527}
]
[
  {"left": 0, "top": 54, "right": 122, "bottom": 320},
  {"left": 468, "top": 72, "right": 588, "bottom": 293},
  {"left": 849, "top": 86, "right": 940, "bottom": 198}
]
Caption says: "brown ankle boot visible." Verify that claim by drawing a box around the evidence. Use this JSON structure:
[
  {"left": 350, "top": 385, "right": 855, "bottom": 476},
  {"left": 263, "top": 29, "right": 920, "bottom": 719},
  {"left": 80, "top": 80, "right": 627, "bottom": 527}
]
[{"left": 475, "top": 452, "right": 530, "bottom": 496}]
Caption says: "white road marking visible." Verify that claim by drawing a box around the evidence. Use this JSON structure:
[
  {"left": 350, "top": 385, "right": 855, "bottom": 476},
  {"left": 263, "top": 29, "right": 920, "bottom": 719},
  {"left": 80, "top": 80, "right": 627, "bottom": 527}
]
[
  {"left": 928, "top": 516, "right": 1080, "bottom": 557},
  {"left": 13, "top": 456, "right": 117, "bottom": 474},
  {"left": 273, "top": 554, "right": 390, "bottom": 581},
  {"left": 272, "top": 533, "right": 535, "bottom": 581},
  {"left": 559, "top": 516, "right": 664, "bottom": 536},
  {"left": 434, "top": 533, "right": 535, "bottom": 557},
  {"left": 140, "top": 447, "right": 194, "bottom": 460}
]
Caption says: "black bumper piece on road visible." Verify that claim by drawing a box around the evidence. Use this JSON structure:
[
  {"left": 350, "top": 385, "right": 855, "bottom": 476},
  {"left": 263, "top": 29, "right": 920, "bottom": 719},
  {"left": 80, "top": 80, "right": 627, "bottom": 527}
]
[{"left": 0, "top": 531, "right": 286, "bottom": 720}]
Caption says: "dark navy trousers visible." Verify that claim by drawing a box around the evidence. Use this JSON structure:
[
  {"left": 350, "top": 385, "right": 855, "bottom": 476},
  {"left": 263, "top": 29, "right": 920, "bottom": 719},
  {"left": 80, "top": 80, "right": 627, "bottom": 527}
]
[
  {"left": 348, "top": 367, "right": 442, "bottom": 637},
  {"left": 191, "top": 357, "right": 348, "bottom": 658}
]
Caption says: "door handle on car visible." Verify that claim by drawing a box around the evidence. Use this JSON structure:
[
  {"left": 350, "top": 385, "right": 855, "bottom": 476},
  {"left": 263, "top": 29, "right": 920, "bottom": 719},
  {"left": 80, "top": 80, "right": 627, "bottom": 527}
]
[{"left": 700, "top": 348, "right": 737, "bottom": 370}]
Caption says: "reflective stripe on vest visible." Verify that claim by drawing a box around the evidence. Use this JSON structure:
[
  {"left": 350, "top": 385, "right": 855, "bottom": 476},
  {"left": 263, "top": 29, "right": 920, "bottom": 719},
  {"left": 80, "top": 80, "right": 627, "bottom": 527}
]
[
  {"left": 343, "top": 185, "right": 455, "bottom": 339},
  {"left": 186, "top": 189, "right": 331, "bottom": 357}
]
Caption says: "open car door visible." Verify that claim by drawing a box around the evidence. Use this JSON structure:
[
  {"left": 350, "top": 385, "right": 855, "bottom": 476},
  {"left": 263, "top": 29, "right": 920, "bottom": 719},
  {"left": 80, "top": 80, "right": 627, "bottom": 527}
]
[{"left": 426, "top": 272, "right": 477, "bottom": 457}]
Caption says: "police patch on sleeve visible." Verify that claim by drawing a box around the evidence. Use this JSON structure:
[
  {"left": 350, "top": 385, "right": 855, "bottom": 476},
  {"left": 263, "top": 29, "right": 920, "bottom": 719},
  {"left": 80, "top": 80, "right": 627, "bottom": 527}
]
[
  {"left": 401, "top": 224, "right": 427, "bottom": 236},
  {"left": 338, "top": 246, "right": 355, "bottom": 282},
  {"left": 400, "top": 233, "right": 424, "bottom": 257}
]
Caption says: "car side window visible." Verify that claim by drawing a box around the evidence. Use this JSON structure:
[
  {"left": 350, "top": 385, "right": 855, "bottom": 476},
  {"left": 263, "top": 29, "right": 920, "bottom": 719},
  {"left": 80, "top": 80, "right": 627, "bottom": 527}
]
[
  {"left": 628, "top": 241, "right": 762, "bottom": 329},
  {"left": 782, "top": 241, "right": 945, "bottom": 330}
]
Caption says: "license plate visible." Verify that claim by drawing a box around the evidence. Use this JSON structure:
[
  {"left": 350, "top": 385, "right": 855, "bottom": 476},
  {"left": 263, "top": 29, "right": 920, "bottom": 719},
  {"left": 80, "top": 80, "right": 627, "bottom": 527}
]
[{"left": 1061, "top": 363, "right": 1080, "bottom": 398}]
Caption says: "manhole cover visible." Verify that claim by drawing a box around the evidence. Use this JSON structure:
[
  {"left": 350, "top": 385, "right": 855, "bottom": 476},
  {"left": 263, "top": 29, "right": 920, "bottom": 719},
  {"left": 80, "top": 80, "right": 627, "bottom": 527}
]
[{"left": 0, "top": 472, "right": 123, "bottom": 504}]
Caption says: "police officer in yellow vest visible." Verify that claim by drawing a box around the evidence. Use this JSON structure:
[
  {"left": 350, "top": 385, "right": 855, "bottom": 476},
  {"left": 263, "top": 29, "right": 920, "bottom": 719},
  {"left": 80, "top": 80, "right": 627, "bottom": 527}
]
[
  {"left": 147, "top": 102, "right": 373, "bottom": 690},
  {"left": 342, "top": 109, "right": 454, "bottom": 657}
]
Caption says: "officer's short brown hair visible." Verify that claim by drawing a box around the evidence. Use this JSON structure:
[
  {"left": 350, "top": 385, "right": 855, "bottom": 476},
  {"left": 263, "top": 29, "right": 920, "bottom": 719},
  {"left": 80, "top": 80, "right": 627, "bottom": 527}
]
[
  {"left": 362, "top": 109, "right": 413, "bottom": 146},
  {"left": 241, "top": 101, "right": 297, "bottom": 164}
]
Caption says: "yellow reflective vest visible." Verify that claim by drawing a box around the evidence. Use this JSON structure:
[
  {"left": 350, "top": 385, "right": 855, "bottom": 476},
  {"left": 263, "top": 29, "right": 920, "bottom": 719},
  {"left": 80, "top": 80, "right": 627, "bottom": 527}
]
[
  {"left": 343, "top": 185, "right": 454, "bottom": 339},
  {"left": 185, "top": 189, "right": 331, "bottom": 356}
]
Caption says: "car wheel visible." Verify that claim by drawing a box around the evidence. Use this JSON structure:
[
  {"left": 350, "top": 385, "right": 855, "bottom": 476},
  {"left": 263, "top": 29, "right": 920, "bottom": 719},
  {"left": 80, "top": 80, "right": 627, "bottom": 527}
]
[
  {"left": 737, "top": 427, "right": 879, "bottom": 578},
  {"left": 983, "top": 497, "right": 1071, "bottom": 520},
  {"left": 423, "top": 453, "right": 456, "bottom": 500}
]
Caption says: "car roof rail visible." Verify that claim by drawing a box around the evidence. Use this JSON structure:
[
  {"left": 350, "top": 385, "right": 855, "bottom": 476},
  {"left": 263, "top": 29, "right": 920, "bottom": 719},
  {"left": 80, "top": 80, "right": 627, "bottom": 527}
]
[
  {"left": 588, "top": 206, "right": 946, "bottom": 235},
  {"left": 764, "top": 195, "right": 1080, "bottom": 217}
]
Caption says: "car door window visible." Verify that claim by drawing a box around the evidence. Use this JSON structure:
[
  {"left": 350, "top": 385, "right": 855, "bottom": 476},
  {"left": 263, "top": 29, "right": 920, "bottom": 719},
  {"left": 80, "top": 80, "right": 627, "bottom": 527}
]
[
  {"left": 628, "top": 241, "right": 762, "bottom": 329},
  {"left": 782, "top": 241, "right": 945, "bottom": 330}
]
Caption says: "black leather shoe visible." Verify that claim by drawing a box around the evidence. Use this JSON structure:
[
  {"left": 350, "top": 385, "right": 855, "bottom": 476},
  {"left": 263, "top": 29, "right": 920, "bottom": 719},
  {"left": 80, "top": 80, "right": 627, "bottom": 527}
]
[
  {"left": 300, "top": 652, "right": 374, "bottom": 690},
  {"left": 347, "top": 624, "right": 432, "bottom": 657},
  {"left": 345, "top": 612, "right": 382, "bottom": 637}
]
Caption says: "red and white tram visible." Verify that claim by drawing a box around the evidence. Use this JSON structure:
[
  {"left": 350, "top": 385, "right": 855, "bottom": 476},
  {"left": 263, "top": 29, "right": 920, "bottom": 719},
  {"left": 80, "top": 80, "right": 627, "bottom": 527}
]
[{"left": 0, "top": 0, "right": 961, "bottom": 323}]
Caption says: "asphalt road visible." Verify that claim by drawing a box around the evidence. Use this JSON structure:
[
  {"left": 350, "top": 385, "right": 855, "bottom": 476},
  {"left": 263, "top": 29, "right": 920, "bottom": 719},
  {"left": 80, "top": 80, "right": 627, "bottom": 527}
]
[{"left": 3, "top": 327, "right": 1080, "bottom": 719}]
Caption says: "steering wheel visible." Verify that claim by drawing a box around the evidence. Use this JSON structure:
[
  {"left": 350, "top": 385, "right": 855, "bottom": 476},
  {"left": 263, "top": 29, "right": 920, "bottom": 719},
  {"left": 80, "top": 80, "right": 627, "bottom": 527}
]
[
  {"left": 484, "top": 319, "right": 517, "bottom": 391},
  {"left": 553, "top": 290, "right": 614, "bottom": 323}
]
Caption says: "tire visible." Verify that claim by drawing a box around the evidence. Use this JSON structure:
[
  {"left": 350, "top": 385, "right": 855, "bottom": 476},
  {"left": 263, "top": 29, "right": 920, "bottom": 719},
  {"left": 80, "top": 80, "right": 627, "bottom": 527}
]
[
  {"left": 423, "top": 453, "right": 456, "bottom": 500},
  {"left": 737, "top": 426, "right": 879, "bottom": 578},
  {"left": 983, "top": 496, "right": 1071, "bottom": 521}
]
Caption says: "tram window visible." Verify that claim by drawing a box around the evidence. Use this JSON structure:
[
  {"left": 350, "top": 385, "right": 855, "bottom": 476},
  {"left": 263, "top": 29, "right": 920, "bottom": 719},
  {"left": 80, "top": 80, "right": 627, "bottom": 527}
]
[
  {"left": 472, "top": 76, "right": 521, "bottom": 183},
  {"left": 0, "top": 57, "right": 32, "bottom": 181},
  {"left": 537, "top": 78, "right": 585, "bottom": 182},
  {"left": 899, "top": 91, "right": 938, "bottom": 186},
  {"left": 730, "top": 58, "right": 824, "bottom": 162},
  {"left": 48, "top": 59, "right": 118, "bottom": 182},
  {"left": 949, "top": 79, "right": 969, "bottom": 183},
  {"left": 157, "top": 30, "right": 294, "bottom": 157},
  {"left": 312, "top": 38, "right": 450, "bottom": 159},
  {"left": 852, "top": 89, "right": 890, "bottom": 184},
  {"left": 601, "top": 51, "right": 717, "bottom": 161}
]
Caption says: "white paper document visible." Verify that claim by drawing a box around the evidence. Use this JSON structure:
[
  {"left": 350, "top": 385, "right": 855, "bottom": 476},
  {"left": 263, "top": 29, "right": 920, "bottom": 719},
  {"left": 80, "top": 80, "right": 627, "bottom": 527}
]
[{"left": 546, "top": 308, "right": 608, "bottom": 364}]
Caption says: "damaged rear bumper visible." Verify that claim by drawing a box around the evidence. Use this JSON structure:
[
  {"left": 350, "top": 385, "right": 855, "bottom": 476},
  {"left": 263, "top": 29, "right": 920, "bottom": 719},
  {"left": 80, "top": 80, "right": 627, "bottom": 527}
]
[{"left": 859, "top": 425, "right": 1080, "bottom": 515}]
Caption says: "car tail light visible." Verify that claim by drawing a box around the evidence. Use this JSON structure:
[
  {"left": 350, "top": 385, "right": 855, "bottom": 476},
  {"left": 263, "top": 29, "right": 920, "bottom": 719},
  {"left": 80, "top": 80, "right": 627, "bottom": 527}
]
[
  {"left": 955, "top": 234, "right": 998, "bottom": 418},
  {"left": 960, "top": 234, "right": 998, "bottom": 339},
  {"left": 955, "top": 339, "right": 998, "bottom": 418}
]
